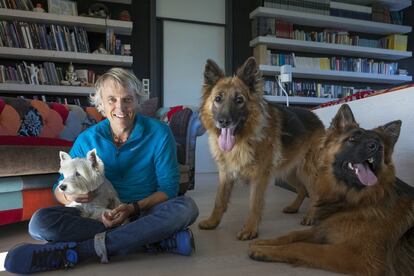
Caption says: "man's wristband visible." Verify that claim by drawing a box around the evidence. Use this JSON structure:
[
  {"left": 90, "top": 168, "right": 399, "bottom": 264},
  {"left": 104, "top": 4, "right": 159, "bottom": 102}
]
[{"left": 131, "top": 201, "right": 141, "bottom": 218}]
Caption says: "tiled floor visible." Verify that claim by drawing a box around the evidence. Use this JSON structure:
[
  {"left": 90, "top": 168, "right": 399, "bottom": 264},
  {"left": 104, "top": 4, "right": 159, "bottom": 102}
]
[{"left": 0, "top": 173, "right": 342, "bottom": 275}]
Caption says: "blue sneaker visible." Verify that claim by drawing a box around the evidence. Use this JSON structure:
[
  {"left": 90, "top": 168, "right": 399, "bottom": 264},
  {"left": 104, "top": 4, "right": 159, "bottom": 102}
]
[
  {"left": 159, "top": 229, "right": 195, "bottom": 256},
  {"left": 5, "top": 242, "right": 78, "bottom": 274},
  {"left": 146, "top": 229, "right": 195, "bottom": 256}
]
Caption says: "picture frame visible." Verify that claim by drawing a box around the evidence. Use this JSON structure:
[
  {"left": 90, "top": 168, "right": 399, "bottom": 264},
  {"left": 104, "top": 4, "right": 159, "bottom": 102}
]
[{"left": 48, "top": 0, "right": 78, "bottom": 16}]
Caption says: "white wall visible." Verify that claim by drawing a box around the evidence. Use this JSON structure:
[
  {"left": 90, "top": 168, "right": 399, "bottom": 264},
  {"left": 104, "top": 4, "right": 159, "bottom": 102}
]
[
  {"left": 313, "top": 87, "right": 414, "bottom": 185},
  {"left": 158, "top": 0, "right": 225, "bottom": 173}
]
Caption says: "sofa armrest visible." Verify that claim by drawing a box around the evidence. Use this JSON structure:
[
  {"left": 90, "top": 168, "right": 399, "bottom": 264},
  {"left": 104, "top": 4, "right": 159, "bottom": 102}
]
[{"left": 169, "top": 108, "right": 205, "bottom": 193}]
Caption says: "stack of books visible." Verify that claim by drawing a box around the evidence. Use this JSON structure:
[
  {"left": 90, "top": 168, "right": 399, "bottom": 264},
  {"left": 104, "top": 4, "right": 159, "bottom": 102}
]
[
  {"left": 259, "top": 0, "right": 330, "bottom": 15},
  {"left": 330, "top": 1, "right": 372, "bottom": 20},
  {"left": 263, "top": 78, "right": 371, "bottom": 99},
  {"left": 0, "top": 21, "right": 90, "bottom": 53},
  {"left": 0, "top": 0, "right": 34, "bottom": 10},
  {"left": 372, "top": 4, "right": 391, "bottom": 23},
  {"left": 0, "top": 62, "right": 96, "bottom": 86}
]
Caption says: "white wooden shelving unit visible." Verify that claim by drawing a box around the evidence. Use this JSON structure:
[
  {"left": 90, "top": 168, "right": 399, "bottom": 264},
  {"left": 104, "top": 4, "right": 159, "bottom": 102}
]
[
  {"left": 0, "top": 1, "right": 133, "bottom": 96},
  {"left": 250, "top": 1, "right": 413, "bottom": 105},
  {"left": 0, "top": 83, "right": 94, "bottom": 96},
  {"left": 264, "top": 95, "right": 336, "bottom": 105},
  {"left": 250, "top": 36, "right": 412, "bottom": 60},
  {"left": 249, "top": 7, "right": 411, "bottom": 35},
  {"left": 259, "top": 65, "right": 412, "bottom": 84}
]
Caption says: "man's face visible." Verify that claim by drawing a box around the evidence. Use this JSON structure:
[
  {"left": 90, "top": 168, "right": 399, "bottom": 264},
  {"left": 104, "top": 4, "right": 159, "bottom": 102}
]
[{"left": 100, "top": 79, "right": 138, "bottom": 130}]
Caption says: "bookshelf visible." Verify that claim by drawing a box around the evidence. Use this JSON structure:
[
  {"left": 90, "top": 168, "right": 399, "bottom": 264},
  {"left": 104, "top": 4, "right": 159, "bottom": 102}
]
[
  {"left": 264, "top": 95, "right": 336, "bottom": 105},
  {"left": 249, "top": 7, "right": 411, "bottom": 35},
  {"left": 259, "top": 65, "right": 412, "bottom": 84},
  {"left": 0, "top": 9, "right": 132, "bottom": 35},
  {"left": 0, "top": 48, "right": 133, "bottom": 66},
  {"left": 250, "top": 36, "right": 412, "bottom": 60},
  {"left": 250, "top": 1, "right": 413, "bottom": 104},
  {"left": 0, "top": 4, "right": 134, "bottom": 97},
  {"left": 0, "top": 83, "right": 93, "bottom": 95}
]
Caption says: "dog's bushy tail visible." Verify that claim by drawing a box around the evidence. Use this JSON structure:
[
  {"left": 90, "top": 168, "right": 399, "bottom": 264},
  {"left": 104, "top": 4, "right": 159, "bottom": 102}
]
[{"left": 388, "top": 227, "right": 414, "bottom": 275}]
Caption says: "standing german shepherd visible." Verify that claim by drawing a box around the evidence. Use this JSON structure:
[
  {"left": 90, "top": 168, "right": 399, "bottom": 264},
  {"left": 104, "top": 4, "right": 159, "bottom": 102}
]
[
  {"left": 198, "top": 57, "right": 325, "bottom": 240},
  {"left": 249, "top": 104, "right": 414, "bottom": 276}
]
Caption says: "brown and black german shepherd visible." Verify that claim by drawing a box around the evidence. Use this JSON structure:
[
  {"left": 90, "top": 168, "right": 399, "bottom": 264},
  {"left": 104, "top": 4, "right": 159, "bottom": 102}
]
[
  {"left": 249, "top": 104, "right": 414, "bottom": 276},
  {"left": 198, "top": 57, "right": 325, "bottom": 240}
]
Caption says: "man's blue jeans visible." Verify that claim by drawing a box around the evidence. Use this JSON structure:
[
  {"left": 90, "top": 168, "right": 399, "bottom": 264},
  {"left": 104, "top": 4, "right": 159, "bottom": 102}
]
[{"left": 28, "top": 196, "right": 199, "bottom": 257}]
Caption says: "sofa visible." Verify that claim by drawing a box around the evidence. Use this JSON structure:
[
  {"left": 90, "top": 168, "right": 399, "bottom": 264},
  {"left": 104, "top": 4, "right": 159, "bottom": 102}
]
[{"left": 0, "top": 96, "right": 205, "bottom": 226}]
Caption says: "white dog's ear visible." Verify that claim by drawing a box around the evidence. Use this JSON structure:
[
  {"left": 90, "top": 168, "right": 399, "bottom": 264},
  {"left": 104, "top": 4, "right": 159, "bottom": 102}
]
[
  {"left": 87, "top": 149, "right": 103, "bottom": 171},
  {"left": 59, "top": 151, "right": 72, "bottom": 162}
]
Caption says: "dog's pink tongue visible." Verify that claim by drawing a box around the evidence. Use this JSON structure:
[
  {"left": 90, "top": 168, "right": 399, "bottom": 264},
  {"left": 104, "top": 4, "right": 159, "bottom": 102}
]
[
  {"left": 355, "top": 163, "right": 377, "bottom": 186},
  {"left": 219, "top": 128, "right": 236, "bottom": 152}
]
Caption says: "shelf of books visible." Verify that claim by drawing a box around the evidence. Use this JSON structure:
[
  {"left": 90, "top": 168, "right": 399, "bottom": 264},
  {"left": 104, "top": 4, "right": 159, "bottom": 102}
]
[
  {"left": 249, "top": 7, "right": 411, "bottom": 35},
  {"left": 259, "top": 65, "right": 412, "bottom": 84},
  {"left": 0, "top": 47, "right": 133, "bottom": 66},
  {"left": 0, "top": 8, "right": 132, "bottom": 35},
  {"left": 338, "top": 0, "right": 411, "bottom": 11},
  {"left": 0, "top": 83, "right": 94, "bottom": 95},
  {"left": 264, "top": 95, "right": 336, "bottom": 105},
  {"left": 250, "top": 37, "right": 412, "bottom": 60}
]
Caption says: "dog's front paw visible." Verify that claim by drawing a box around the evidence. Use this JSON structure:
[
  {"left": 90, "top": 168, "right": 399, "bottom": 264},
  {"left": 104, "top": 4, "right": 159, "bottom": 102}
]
[
  {"left": 282, "top": 205, "right": 299, "bottom": 214},
  {"left": 198, "top": 218, "right": 219, "bottom": 230},
  {"left": 237, "top": 228, "right": 258, "bottom": 240},
  {"left": 248, "top": 246, "right": 271, "bottom": 262},
  {"left": 300, "top": 215, "right": 315, "bottom": 226}
]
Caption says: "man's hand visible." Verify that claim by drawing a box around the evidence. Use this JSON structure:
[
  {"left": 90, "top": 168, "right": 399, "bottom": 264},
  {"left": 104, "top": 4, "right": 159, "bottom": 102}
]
[
  {"left": 65, "top": 191, "right": 95, "bottom": 203},
  {"left": 101, "top": 204, "right": 134, "bottom": 228}
]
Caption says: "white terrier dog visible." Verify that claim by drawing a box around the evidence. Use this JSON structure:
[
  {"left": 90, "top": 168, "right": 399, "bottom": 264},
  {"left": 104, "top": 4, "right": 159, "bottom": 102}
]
[{"left": 57, "top": 149, "right": 122, "bottom": 222}]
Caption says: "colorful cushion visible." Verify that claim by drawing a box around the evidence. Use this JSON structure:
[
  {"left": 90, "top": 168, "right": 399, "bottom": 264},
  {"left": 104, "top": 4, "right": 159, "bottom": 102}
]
[
  {"left": 59, "top": 111, "right": 83, "bottom": 141},
  {"left": 18, "top": 107, "right": 42, "bottom": 136},
  {"left": 31, "top": 100, "right": 65, "bottom": 138},
  {"left": 50, "top": 103, "right": 69, "bottom": 124},
  {"left": 0, "top": 104, "right": 20, "bottom": 135},
  {"left": 86, "top": 107, "right": 103, "bottom": 122}
]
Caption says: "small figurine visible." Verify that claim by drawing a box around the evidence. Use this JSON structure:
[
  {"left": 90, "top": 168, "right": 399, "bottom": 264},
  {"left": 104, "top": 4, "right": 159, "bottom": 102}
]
[
  {"left": 61, "top": 62, "right": 80, "bottom": 86},
  {"left": 24, "top": 62, "right": 39, "bottom": 85},
  {"left": 118, "top": 10, "right": 131, "bottom": 21},
  {"left": 92, "top": 42, "right": 108, "bottom": 54},
  {"left": 33, "top": 3, "right": 45, "bottom": 13}
]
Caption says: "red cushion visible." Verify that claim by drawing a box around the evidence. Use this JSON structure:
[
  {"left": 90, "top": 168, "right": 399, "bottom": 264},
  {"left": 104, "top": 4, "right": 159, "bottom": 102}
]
[
  {"left": 0, "top": 98, "right": 4, "bottom": 113},
  {"left": 0, "top": 136, "right": 73, "bottom": 146},
  {"left": 0, "top": 209, "right": 23, "bottom": 226},
  {"left": 51, "top": 103, "right": 69, "bottom": 124}
]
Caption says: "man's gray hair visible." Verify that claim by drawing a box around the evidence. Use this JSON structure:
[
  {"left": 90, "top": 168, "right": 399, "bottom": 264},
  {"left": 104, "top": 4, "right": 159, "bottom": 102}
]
[{"left": 90, "top": 68, "right": 147, "bottom": 115}]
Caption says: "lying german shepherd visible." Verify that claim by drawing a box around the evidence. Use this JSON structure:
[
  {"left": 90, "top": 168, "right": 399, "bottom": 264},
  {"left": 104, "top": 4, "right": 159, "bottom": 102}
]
[
  {"left": 198, "top": 57, "right": 325, "bottom": 240},
  {"left": 249, "top": 104, "right": 414, "bottom": 276}
]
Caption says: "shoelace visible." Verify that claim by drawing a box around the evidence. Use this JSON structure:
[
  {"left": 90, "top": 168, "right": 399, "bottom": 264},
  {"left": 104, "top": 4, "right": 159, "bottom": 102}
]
[
  {"left": 162, "top": 236, "right": 178, "bottom": 251},
  {"left": 30, "top": 246, "right": 74, "bottom": 270}
]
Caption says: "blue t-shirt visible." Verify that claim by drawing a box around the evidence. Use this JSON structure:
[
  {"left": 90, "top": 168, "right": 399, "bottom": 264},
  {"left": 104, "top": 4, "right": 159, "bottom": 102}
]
[{"left": 53, "top": 115, "right": 180, "bottom": 202}]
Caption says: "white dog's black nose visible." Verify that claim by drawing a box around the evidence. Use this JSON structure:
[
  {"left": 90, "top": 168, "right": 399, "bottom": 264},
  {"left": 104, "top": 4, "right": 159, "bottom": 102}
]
[{"left": 60, "top": 185, "right": 67, "bottom": 191}]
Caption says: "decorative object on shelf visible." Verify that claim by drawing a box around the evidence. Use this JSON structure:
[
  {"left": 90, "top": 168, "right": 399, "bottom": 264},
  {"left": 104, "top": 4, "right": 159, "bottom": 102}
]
[
  {"left": 122, "top": 44, "right": 131, "bottom": 56},
  {"left": 75, "top": 69, "right": 91, "bottom": 86},
  {"left": 48, "top": 0, "right": 78, "bottom": 16},
  {"left": 33, "top": 3, "right": 45, "bottom": 12},
  {"left": 88, "top": 3, "right": 110, "bottom": 18},
  {"left": 61, "top": 62, "right": 80, "bottom": 86},
  {"left": 92, "top": 43, "right": 109, "bottom": 54},
  {"left": 23, "top": 62, "right": 40, "bottom": 85},
  {"left": 118, "top": 10, "right": 131, "bottom": 21}
]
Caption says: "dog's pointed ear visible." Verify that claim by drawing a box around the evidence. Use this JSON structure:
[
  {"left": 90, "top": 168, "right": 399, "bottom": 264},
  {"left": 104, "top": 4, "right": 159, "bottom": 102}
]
[
  {"left": 204, "top": 59, "right": 225, "bottom": 87},
  {"left": 59, "top": 151, "right": 71, "bottom": 162},
  {"left": 379, "top": 120, "right": 402, "bottom": 148},
  {"left": 87, "top": 149, "right": 102, "bottom": 171},
  {"left": 236, "top": 57, "right": 261, "bottom": 91},
  {"left": 329, "top": 104, "right": 358, "bottom": 131}
]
